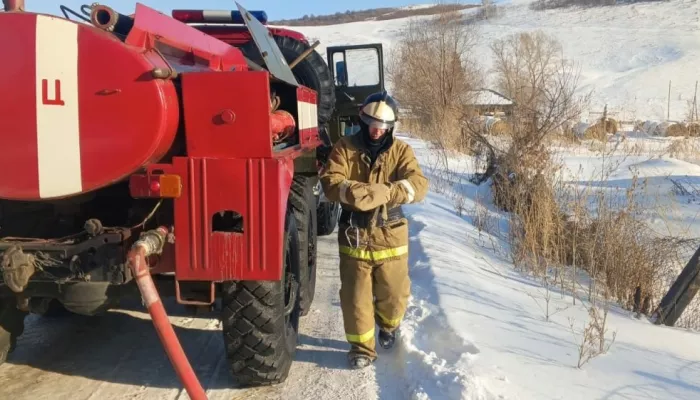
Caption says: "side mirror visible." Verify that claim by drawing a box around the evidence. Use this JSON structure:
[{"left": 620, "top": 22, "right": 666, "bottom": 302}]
[{"left": 335, "top": 60, "right": 348, "bottom": 86}]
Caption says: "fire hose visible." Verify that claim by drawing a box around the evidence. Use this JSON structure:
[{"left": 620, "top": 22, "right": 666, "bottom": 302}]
[{"left": 127, "top": 227, "right": 207, "bottom": 400}]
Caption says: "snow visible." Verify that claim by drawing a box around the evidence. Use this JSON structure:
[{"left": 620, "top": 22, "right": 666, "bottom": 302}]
[
  {"left": 392, "top": 133, "right": 700, "bottom": 399},
  {"left": 471, "top": 89, "right": 514, "bottom": 106},
  {"left": 290, "top": 0, "right": 700, "bottom": 122},
  {"left": 3, "top": 1, "right": 700, "bottom": 399},
  {"left": 399, "top": 4, "right": 439, "bottom": 10}
]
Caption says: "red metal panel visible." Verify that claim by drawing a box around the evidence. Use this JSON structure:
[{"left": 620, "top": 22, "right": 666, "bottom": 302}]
[
  {"left": 296, "top": 85, "right": 322, "bottom": 150},
  {"left": 0, "top": 13, "right": 179, "bottom": 201},
  {"left": 79, "top": 27, "right": 179, "bottom": 194},
  {"left": 126, "top": 3, "right": 248, "bottom": 72},
  {"left": 167, "top": 156, "right": 294, "bottom": 281},
  {"left": 0, "top": 12, "right": 39, "bottom": 198},
  {"left": 180, "top": 71, "right": 274, "bottom": 159}
]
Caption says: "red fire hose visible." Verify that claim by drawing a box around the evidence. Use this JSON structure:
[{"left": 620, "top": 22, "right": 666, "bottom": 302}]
[{"left": 127, "top": 227, "right": 207, "bottom": 400}]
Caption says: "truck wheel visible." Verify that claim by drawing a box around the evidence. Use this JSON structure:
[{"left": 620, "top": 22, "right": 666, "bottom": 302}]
[
  {"left": 317, "top": 201, "right": 340, "bottom": 236},
  {"left": 289, "top": 175, "right": 317, "bottom": 316},
  {"left": 221, "top": 207, "right": 301, "bottom": 386},
  {"left": 240, "top": 35, "right": 336, "bottom": 125},
  {"left": 0, "top": 299, "right": 27, "bottom": 365}
]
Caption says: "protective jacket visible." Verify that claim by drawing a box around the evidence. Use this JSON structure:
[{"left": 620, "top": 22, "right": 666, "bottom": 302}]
[
  {"left": 320, "top": 131, "right": 428, "bottom": 359},
  {"left": 321, "top": 133, "right": 428, "bottom": 258}
]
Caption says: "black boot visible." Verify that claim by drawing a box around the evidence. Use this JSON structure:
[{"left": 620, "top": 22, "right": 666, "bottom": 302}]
[
  {"left": 378, "top": 329, "right": 396, "bottom": 349},
  {"left": 348, "top": 353, "right": 373, "bottom": 369}
]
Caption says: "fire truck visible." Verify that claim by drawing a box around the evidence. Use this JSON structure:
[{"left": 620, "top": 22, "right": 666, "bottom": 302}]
[{"left": 0, "top": 1, "right": 385, "bottom": 398}]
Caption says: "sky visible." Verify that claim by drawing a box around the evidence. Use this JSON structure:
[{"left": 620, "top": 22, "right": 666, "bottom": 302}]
[{"left": 24, "top": 1, "right": 459, "bottom": 20}]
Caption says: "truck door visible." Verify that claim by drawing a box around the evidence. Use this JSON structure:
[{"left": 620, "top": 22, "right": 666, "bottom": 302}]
[{"left": 325, "top": 44, "right": 385, "bottom": 142}]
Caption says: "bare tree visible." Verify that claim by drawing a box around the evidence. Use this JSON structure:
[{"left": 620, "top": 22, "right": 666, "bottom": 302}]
[
  {"left": 387, "top": 11, "right": 484, "bottom": 151},
  {"left": 467, "top": 31, "right": 590, "bottom": 184}
]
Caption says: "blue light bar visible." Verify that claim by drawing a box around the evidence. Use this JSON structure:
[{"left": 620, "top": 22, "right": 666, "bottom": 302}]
[{"left": 230, "top": 10, "right": 268, "bottom": 24}]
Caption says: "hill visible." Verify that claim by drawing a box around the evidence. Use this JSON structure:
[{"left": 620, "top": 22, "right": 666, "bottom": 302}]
[
  {"left": 268, "top": 3, "right": 478, "bottom": 26},
  {"left": 287, "top": 0, "right": 700, "bottom": 123},
  {"left": 270, "top": 3, "right": 479, "bottom": 26}
]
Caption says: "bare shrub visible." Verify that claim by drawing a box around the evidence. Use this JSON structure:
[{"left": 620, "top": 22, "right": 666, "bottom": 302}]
[
  {"left": 528, "top": 271, "right": 571, "bottom": 322},
  {"left": 465, "top": 31, "right": 590, "bottom": 184},
  {"left": 472, "top": 32, "right": 684, "bottom": 323},
  {"left": 566, "top": 187, "right": 677, "bottom": 311},
  {"left": 467, "top": 30, "right": 681, "bottom": 318},
  {"left": 569, "top": 304, "right": 617, "bottom": 368},
  {"left": 388, "top": 11, "right": 483, "bottom": 154},
  {"left": 666, "top": 137, "right": 700, "bottom": 164}
]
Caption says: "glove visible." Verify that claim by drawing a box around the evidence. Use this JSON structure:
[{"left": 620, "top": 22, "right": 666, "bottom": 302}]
[
  {"left": 352, "top": 183, "right": 392, "bottom": 211},
  {"left": 344, "top": 181, "right": 370, "bottom": 203}
]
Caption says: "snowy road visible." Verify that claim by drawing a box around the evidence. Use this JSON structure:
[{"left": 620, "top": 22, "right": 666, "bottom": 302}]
[{"left": 0, "top": 233, "right": 380, "bottom": 400}]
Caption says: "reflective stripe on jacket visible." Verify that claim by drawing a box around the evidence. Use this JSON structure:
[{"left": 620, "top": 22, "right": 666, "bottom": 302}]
[{"left": 320, "top": 134, "right": 428, "bottom": 259}]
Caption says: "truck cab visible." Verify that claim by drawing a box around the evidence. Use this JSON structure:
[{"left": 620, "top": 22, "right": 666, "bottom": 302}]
[
  {"left": 325, "top": 43, "right": 386, "bottom": 145},
  {"left": 311, "top": 43, "right": 386, "bottom": 235}
]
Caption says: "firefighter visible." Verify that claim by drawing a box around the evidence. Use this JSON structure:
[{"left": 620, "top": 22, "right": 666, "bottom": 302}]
[{"left": 320, "top": 91, "right": 428, "bottom": 369}]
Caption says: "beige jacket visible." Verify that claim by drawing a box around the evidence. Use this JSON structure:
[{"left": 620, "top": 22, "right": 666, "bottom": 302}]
[{"left": 320, "top": 134, "right": 429, "bottom": 261}]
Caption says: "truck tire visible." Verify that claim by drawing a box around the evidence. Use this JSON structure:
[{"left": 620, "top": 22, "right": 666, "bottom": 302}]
[
  {"left": 221, "top": 207, "right": 301, "bottom": 386},
  {"left": 289, "top": 175, "right": 317, "bottom": 316},
  {"left": 317, "top": 201, "right": 340, "bottom": 236},
  {"left": 239, "top": 35, "right": 336, "bottom": 125},
  {"left": 0, "top": 300, "right": 27, "bottom": 365}
]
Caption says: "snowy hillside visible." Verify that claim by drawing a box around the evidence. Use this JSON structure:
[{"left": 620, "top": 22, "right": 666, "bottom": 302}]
[
  {"left": 288, "top": 0, "right": 700, "bottom": 122},
  {"left": 388, "top": 133, "right": 700, "bottom": 399}
]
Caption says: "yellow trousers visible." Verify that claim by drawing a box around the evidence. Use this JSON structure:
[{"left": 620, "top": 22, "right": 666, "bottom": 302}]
[{"left": 338, "top": 254, "right": 410, "bottom": 359}]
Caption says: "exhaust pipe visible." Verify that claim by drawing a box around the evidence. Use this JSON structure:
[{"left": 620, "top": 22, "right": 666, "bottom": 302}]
[
  {"left": 2, "top": 0, "right": 24, "bottom": 12},
  {"left": 127, "top": 227, "right": 207, "bottom": 400}
]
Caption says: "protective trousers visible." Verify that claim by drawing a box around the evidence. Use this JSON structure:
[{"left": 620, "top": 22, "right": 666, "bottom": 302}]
[{"left": 337, "top": 217, "right": 411, "bottom": 360}]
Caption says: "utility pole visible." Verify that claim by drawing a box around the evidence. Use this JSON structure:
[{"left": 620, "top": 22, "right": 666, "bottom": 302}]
[
  {"left": 693, "top": 80, "right": 698, "bottom": 122},
  {"left": 668, "top": 80, "right": 671, "bottom": 121}
]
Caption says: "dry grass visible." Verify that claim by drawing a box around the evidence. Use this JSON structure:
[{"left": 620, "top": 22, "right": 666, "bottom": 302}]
[
  {"left": 690, "top": 123, "right": 700, "bottom": 136},
  {"left": 666, "top": 123, "right": 689, "bottom": 137},
  {"left": 490, "top": 119, "right": 513, "bottom": 136},
  {"left": 665, "top": 137, "right": 700, "bottom": 164},
  {"left": 599, "top": 117, "right": 619, "bottom": 134},
  {"left": 500, "top": 143, "right": 683, "bottom": 319},
  {"left": 581, "top": 124, "right": 608, "bottom": 141}
]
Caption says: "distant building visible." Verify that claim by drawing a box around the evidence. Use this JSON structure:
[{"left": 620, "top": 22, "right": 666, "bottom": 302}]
[{"left": 466, "top": 89, "right": 514, "bottom": 116}]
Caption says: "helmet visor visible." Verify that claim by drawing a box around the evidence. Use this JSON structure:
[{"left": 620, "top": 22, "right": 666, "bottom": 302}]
[{"left": 360, "top": 113, "right": 394, "bottom": 130}]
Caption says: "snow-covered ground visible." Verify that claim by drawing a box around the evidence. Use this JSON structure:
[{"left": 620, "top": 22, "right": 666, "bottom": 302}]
[{"left": 395, "top": 133, "right": 700, "bottom": 399}]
